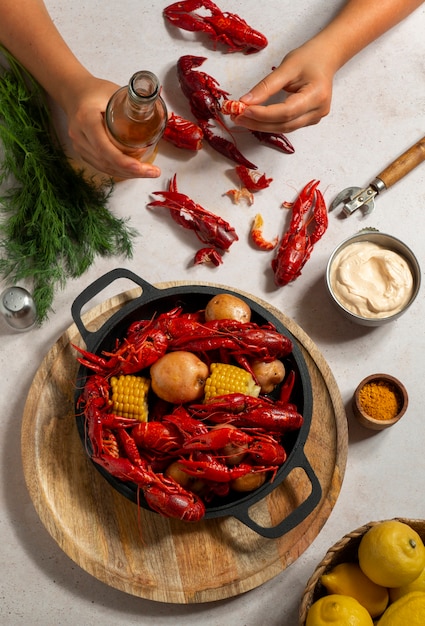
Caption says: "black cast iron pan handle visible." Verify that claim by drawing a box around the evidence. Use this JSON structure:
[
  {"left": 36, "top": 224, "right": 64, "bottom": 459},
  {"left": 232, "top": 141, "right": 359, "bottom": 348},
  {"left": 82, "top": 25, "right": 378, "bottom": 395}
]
[
  {"left": 71, "top": 267, "right": 159, "bottom": 346},
  {"left": 231, "top": 450, "right": 322, "bottom": 540}
]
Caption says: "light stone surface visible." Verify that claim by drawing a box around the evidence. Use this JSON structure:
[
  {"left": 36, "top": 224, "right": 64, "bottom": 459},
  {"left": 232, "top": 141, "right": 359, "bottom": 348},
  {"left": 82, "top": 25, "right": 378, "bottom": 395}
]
[{"left": 1, "top": 1, "right": 424, "bottom": 624}]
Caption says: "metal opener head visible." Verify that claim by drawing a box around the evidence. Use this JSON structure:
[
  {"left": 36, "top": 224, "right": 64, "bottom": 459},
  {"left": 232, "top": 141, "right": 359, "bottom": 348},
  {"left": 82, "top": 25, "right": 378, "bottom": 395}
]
[{"left": 329, "top": 185, "right": 377, "bottom": 216}]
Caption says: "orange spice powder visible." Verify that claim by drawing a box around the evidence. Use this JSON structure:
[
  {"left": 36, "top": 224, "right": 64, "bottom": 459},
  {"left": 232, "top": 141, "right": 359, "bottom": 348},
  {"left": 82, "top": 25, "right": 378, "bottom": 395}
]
[{"left": 358, "top": 381, "right": 402, "bottom": 421}]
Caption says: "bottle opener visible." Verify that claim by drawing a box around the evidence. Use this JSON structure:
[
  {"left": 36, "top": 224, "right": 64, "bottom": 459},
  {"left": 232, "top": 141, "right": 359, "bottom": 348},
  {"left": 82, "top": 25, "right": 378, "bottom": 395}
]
[{"left": 330, "top": 137, "right": 425, "bottom": 216}]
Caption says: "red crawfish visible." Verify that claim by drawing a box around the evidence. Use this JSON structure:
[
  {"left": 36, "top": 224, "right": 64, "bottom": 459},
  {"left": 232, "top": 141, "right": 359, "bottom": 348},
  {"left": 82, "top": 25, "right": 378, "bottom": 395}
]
[
  {"left": 125, "top": 307, "right": 293, "bottom": 374},
  {"left": 163, "top": 0, "right": 268, "bottom": 54},
  {"left": 72, "top": 324, "right": 169, "bottom": 378},
  {"left": 181, "top": 425, "right": 287, "bottom": 466},
  {"left": 272, "top": 180, "right": 328, "bottom": 286},
  {"left": 188, "top": 392, "right": 303, "bottom": 434},
  {"left": 177, "top": 55, "right": 257, "bottom": 169},
  {"left": 131, "top": 406, "right": 209, "bottom": 455},
  {"left": 165, "top": 318, "right": 293, "bottom": 374},
  {"left": 162, "top": 112, "right": 203, "bottom": 150},
  {"left": 177, "top": 452, "right": 272, "bottom": 483},
  {"left": 78, "top": 374, "right": 206, "bottom": 521},
  {"left": 147, "top": 173, "right": 239, "bottom": 254}
]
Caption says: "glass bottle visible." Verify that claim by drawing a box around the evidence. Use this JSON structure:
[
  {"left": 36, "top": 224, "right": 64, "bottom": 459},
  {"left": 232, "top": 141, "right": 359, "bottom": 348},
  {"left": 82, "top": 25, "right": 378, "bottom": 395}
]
[{"left": 105, "top": 70, "right": 167, "bottom": 163}]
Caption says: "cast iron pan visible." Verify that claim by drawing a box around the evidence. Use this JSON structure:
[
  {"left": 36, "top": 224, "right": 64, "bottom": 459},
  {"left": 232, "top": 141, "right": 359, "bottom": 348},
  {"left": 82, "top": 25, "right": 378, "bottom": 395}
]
[{"left": 72, "top": 268, "right": 321, "bottom": 539}]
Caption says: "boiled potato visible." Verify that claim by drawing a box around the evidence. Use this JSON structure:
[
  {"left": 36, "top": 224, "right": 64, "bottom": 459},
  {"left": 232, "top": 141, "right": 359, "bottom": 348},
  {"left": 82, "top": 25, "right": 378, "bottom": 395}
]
[
  {"left": 251, "top": 359, "right": 285, "bottom": 394},
  {"left": 150, "top": 351, "right": 209, "bottom": 404},
  {"left": 165, "top": 461, "right": 206, "bottom": 494},
  {"left": 205, "top": 293, "right": 251, "bottom": 322},
  {"left": 230, "top": 471, "right": 267, "bottom": 492},
  {"left": 165, "top": 460, "right": 194, "bottom": 489}
]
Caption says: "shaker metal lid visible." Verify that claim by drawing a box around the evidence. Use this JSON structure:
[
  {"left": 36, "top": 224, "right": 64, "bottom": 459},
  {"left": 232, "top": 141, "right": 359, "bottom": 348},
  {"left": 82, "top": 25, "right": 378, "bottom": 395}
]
[{"left": 0, "top": 286, "right": 37, "bottom": 330}]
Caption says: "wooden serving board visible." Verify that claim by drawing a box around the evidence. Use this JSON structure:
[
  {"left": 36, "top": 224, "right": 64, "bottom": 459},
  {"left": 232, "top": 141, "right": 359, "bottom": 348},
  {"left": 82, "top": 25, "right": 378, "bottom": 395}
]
[{"left": 21, "top": 283, "right": 348, "bottom": 604}]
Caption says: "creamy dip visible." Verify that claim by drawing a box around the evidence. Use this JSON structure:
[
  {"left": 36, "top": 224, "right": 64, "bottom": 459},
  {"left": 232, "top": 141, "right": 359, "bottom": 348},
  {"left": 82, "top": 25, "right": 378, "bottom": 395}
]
[{"left": 330, "top": 241, "right": 414, "bottom": 318}]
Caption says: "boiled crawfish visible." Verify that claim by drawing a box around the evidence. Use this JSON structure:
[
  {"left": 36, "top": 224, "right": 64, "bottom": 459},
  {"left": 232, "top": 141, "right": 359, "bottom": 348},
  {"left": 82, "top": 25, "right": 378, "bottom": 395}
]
[
  {"left": 147, "top": 173, "right": 238, "bottom": 259},
  {"left": 177, "top": 55, "right": 257, "bottom": 169},
  {"left": 188, "top": 392, "right": 303, "bottom": 434},
  {"left": 177, "top": 55, "right": 296, "bottom": 168},
  {"left": 72, "top": 325, "right": 168, "bottom": 378},
  {"left": 272, "top": 180, "right": 328, "bottom": 286},
  {"left": 74, "top": 305, "right": 292, "bottom": 380},
  {"left": 163, "top": 0, "right": 268, "bottom": 54},
  {"left": 75, "top": 302, "right": 304, "bottom": 521},
  {"left": 181, "top": 425, "right": 287, "bottom": 466},
  {"left": 78, "top": 374, "right": 206, "bottom": 521}
]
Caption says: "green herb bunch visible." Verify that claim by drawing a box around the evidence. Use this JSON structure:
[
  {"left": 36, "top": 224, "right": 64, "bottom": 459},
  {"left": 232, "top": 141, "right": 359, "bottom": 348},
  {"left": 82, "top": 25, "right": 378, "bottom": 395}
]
[{"left": 0, "top": 48, "right": 137, "bottom": 324}]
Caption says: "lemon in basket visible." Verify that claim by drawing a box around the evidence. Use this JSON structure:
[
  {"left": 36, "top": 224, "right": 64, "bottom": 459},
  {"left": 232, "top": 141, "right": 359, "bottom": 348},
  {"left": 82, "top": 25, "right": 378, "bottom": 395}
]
[
  {"left": 320, "top": 562, "right": 389, "bottom": 617},
  {"left": 306, "top": 594, "right": 374, "bottom": 626},
  {"left": 376, "top": 591, "right": 425, "bottom": 625},
  {"left": 389, "top": 565, "right": 425, "bottom": 602},
  {"left": 358, "top": 520, "right": 425, "bottom": 587}
]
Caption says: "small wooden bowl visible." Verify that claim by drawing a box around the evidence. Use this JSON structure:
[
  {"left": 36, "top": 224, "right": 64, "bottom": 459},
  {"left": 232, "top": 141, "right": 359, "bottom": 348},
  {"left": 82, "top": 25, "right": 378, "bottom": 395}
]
[
  {"left": 298, "top": 518, "right": 425, "bottom": 626},
  {"left": 352, "top": 373, "right": 408, "bottom": 430}
]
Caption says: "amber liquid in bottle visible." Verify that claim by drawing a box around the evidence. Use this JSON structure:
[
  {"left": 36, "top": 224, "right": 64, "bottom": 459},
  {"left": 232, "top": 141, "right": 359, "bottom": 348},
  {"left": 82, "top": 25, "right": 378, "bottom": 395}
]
[{"left": 105, "top": 71, "right": 167, "bottom": 162}]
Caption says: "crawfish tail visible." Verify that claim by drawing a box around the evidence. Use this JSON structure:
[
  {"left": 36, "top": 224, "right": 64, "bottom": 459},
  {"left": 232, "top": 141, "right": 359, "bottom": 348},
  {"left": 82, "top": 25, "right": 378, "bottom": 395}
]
[{"left": 251, "top": 130, "right": 295, "bottom": 154}]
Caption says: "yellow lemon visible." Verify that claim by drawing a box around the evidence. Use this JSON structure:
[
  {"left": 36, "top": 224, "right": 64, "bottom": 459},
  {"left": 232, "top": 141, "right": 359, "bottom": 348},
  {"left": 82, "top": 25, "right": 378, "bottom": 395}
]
[
  {"left": 358, "top": 521, "right": 425, "bottom": 588},
  {"left": 376, "top": 591, "right": 425, "bottom": 625},
  {"left": 320, "top": 562, "right": 389, "bottom": 617},
  {"left": 306, "top": 594, "right": 374, "bottom": 626},
  {"left": 389, "top": 565, "right": 425, "bottom": 602}
]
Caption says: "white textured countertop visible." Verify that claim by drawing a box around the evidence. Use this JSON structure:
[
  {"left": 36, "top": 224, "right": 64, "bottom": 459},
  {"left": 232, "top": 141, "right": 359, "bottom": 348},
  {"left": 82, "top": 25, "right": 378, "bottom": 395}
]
[{"left": 1, "top": 1, "right": 425, "bottom": 624}]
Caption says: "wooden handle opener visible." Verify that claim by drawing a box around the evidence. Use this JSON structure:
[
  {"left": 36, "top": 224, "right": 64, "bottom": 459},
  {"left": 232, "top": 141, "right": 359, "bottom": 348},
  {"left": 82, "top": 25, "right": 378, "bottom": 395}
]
[{"left": 330, "top": 136, "right": 425, "bottom": 215}]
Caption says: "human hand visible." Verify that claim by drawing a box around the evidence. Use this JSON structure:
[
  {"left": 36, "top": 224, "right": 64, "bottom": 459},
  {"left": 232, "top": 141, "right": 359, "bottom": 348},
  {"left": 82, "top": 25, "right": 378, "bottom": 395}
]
[
  {"left": 233, "top": 41, "right": 337, "bottom": 134},
  {"left": 63, "top": 76, "right": 162, "bottom": 180}
]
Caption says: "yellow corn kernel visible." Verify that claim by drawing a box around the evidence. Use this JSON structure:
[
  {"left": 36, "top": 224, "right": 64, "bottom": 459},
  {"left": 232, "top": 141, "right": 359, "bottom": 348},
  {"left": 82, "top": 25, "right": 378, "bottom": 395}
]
[
  {"left": 204, "top": 363, "right": 260, "bottom": 402},
  {"left": 109, "top": 375, "right": 150, "bottom": 421}
]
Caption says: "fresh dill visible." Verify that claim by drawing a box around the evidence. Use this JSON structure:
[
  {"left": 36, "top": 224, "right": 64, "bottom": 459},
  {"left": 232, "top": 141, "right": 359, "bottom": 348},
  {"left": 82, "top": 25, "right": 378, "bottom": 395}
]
[{"left": 0, "top": 47, "right": 138, "bottom": 324}]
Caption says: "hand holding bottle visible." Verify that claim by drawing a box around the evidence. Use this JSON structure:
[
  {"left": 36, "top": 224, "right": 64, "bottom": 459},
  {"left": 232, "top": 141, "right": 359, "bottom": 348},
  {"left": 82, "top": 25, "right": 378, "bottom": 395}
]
[{"left": 62, "top": 75, "right": 162, "bottom": 180}]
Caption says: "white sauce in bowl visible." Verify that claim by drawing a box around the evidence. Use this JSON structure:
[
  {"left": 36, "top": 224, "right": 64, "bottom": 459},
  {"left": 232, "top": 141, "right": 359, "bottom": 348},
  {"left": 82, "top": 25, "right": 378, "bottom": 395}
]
[{"left": 330, "top": 241, "right": 414, "bottom": 318}]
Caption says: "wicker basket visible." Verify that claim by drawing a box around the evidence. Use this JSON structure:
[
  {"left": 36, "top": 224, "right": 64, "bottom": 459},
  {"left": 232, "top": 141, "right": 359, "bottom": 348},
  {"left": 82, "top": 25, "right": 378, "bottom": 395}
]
[{"left": 298, "top": 517, "right": 425, "bottom": 626}]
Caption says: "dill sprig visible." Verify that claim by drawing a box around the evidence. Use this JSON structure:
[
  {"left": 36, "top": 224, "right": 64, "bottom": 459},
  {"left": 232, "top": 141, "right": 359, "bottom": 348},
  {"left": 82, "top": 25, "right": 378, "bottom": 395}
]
[{"left": 0, "top": 47, "right": 138, "bottom": 324}]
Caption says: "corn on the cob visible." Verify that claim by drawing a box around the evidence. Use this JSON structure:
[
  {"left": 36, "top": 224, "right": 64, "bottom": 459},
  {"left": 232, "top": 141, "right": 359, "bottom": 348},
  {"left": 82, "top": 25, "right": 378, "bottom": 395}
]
[
  {"left": 109, "top": 375, "right": 150, "bottom": 421},
  {"left": 204, "top": 363, "right": 261, "bottom": 402}
]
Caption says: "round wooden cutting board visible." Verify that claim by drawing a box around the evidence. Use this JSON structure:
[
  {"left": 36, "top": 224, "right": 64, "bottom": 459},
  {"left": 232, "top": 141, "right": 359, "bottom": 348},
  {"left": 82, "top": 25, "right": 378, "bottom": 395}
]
[{"left": 21, "top": 283, "right": 348, "bottom": 603}]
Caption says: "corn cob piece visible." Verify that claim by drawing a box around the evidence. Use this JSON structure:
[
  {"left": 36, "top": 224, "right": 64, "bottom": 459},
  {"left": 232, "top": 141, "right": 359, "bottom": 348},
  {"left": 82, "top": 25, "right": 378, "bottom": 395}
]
[
  {"left": 109, "top": 375, "right": 150, "bottom": 421},
  {"left": 204, "top": 363, "right": 261, "bottom": 402}
]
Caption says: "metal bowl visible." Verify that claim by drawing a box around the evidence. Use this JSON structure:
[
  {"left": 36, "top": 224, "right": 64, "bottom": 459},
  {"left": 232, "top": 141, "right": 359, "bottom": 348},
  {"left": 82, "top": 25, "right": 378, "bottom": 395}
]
[
  {"left": 72, "top": 269, "right": 322, "bottom": 539},
  {"left": 325, "top": 231, "right": 421, "bottom": 326}
]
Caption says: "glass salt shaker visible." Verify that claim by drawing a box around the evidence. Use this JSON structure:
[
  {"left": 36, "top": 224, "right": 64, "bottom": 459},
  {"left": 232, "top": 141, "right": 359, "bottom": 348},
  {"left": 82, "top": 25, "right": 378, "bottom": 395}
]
[{"left": 105, "top": 70, "right": 168, "bottom": 163}]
